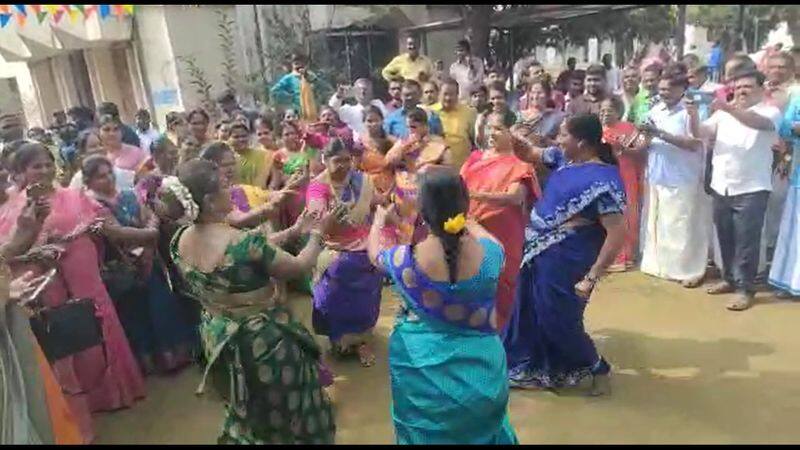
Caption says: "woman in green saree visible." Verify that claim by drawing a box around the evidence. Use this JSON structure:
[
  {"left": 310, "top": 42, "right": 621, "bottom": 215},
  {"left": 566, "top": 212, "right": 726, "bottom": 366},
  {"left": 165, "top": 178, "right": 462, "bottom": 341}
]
[{"left": 170, "top": 159, "right": 339, "bottom": 444}]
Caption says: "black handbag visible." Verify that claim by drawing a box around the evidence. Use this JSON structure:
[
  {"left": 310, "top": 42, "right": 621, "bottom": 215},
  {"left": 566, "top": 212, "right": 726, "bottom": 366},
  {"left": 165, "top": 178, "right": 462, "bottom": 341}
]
[{"left": 29, "top": 297, "right": 104, "bottom": 363}]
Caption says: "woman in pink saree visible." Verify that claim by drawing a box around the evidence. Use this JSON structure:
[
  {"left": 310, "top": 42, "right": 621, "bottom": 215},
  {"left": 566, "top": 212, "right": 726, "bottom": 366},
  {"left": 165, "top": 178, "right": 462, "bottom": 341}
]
[
  {"left": 460, "top": 112, "right": 539, "bottom": 333},
  {"left": 0, "top": 144, "right": 145, "bottom": 442}
]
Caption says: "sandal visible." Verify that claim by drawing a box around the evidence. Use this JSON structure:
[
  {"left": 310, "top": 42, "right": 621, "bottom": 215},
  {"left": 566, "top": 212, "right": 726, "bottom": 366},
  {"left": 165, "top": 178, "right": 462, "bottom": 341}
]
[
  {"left": 707, "top": 281, "right": 735, "bottom": 295},
  {"left": 726, "top": 294, "right": 754, "bottom": 311},
  {"left": 356, "top": 343, "right": 375, "bottom": 368}
]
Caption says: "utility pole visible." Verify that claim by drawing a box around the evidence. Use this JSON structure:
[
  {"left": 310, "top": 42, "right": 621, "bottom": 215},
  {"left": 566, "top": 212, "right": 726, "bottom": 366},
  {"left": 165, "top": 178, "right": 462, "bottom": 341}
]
[
  {"left": 736, "top": 5, "right": 746, "bottom": 52},
  {"left": 676, "top": 5, "right": 686, "bottom": 60}
]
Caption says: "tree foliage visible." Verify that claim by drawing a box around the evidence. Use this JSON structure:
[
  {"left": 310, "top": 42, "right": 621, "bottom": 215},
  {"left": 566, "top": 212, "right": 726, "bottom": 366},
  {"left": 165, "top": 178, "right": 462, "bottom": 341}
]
[
  {"left": 687, "top": 5, "right": 799, "bottom": 53},
  {"left": 215, "top": 9, "right": 239, "bottom": 94},
  {"left": 502, "top": 6, "right": 675, "bottom": 66}
]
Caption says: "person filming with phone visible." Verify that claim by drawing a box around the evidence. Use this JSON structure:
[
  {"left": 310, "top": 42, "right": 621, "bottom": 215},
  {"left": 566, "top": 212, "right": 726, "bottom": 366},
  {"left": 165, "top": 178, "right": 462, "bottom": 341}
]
[{"left": 0, "top": 142, "right": 146, "bottom": 442}]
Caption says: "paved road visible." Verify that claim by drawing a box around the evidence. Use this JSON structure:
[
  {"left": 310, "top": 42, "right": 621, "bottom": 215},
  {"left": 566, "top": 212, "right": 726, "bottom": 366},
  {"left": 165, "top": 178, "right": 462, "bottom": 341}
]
[{"left": 95, "top": 272, "right": 800, "bottom": 444}]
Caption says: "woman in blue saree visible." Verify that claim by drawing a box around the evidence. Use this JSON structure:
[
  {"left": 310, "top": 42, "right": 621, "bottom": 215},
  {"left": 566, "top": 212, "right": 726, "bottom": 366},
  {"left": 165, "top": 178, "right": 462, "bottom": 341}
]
[
  {"left": 367, "top": 168, "right": 518, "bottom": 444},
  {"left": 503, "top": 114, "right": 627, "bottom": 395}
]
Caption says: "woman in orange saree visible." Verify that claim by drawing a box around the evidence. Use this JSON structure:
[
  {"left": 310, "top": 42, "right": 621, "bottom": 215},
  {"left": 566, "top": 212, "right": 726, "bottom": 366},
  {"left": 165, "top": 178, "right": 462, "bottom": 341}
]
[
  {"left": 385, "top": 108, "right": 451, "bottom": 245},
  {"left": 599, "top": 97, "right": 649, "bottom": 272},
  {"left": 461, "top": 112, "right": 539, "bottom": 333}
]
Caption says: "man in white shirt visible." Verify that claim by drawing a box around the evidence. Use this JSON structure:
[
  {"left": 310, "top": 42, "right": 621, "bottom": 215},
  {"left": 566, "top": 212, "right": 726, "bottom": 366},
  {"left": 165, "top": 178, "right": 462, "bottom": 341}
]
[
  {"left": 328, "top": 78, "right": 387, "bottom": 138},
  {"left": 449, "top": 39, "right": 485, "bottom": 102},
  {"left": 690, "top": 69, "right": 783, "bottom": 311},
  {"left": 640, "top": 71, "right": 708, "bottom": 286},
  {"left": 135, "top": 109, "right": 161, "bottom": 154}
]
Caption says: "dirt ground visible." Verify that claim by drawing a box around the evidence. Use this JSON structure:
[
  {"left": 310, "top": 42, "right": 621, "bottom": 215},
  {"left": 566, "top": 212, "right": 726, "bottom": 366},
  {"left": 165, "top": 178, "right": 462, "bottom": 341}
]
[{"left": 94, "top": 271, "right": 800, "bottom": 444}]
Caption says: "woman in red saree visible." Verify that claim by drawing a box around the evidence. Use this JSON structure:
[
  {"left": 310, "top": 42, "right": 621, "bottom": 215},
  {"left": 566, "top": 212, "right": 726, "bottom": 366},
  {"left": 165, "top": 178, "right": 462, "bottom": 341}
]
[
  {"left": 461, "top": 112, "right": 539, "bottom": 333},
  {"left": 599, "top": 97, "right": 649, "bottom": 271}
]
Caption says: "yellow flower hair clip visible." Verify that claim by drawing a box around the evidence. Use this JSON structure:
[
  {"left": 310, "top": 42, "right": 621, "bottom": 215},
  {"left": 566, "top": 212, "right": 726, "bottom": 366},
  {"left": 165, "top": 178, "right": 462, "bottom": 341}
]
[{"left": 443, "top": 213, "right": 466, "bottom": 235}]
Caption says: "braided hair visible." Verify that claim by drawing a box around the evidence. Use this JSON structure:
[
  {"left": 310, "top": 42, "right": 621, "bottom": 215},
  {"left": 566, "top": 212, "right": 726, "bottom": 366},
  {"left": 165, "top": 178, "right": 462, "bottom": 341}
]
[{"left": 418, "top": 168, "right": 469, "bottom": 284}]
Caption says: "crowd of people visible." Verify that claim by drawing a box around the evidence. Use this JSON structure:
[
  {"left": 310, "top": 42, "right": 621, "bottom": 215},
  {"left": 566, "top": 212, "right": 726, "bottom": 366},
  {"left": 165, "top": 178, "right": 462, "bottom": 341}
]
[{"left": 1, "top": 31, "right": 799, "bottom": 445}]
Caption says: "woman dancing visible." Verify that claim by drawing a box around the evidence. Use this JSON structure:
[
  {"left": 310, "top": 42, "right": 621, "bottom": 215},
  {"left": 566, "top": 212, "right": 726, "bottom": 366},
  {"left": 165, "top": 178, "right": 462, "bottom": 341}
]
[
  {"left": 503, "top": 114, "right": 626, "bottom": 395},
  {"left": 307, "top": 138, "right": 383, "bottom": 367},
  {"left": 461, "top": 112, "right": 538, "bottom": 333},
  {"left": 170, "top": 159, "right": 338, "bottom": 444},
  {"left": 367, "top": 168, "right": 518, "bottom": 444}
]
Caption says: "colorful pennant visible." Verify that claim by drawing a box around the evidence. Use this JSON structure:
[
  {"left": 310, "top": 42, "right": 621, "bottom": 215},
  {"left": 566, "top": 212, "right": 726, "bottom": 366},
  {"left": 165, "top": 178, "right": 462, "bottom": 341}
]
[{"left": 0, "top": 4, "right": 135, "bottom": 27}]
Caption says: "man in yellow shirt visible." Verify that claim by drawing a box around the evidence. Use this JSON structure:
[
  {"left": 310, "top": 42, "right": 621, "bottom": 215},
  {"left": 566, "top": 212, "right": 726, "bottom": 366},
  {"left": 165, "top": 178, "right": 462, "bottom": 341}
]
[
  {"left": 430, "top": 78, "right": 477, "bottom": 169},
  {"left": 382, "top": 34, "right": 434, "bottom": 84}
]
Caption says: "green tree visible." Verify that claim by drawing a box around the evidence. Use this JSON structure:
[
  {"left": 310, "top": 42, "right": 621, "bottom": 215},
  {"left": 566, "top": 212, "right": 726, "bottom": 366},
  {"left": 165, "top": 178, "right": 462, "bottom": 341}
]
[{"left": 687, "top": 5, "right": 799, "bottom": 53}]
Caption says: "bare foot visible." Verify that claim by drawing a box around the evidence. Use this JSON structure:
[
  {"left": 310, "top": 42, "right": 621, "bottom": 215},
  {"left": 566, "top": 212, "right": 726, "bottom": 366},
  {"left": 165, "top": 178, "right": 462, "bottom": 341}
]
[{"left": 357, "top": 343, "right": 376, "bottom": 368}]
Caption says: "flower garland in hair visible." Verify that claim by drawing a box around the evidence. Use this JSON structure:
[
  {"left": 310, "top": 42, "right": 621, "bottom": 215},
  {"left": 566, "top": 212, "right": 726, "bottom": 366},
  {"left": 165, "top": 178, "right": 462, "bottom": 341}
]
[{"left": 161, "top": 176, "right": 199, "bottom": 223}]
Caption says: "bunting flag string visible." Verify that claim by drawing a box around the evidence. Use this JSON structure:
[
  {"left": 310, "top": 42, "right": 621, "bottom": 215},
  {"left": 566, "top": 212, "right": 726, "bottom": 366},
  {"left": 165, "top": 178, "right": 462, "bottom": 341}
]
[{"left": 0, "top": 5, "right": 136, "bottom": 27}]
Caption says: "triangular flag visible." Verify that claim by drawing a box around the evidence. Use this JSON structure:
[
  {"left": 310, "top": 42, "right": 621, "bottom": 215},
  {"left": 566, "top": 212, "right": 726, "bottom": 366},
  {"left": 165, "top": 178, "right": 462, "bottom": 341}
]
[
  {"left": 14, "top": 5, "right": 26, "bottom": 16},
  {"left": 16, "top": 12, "right": 26, "bottom": 26},
  {"left": 84, "top": 5, "right": 97, "bottom": 17},
  {"left": 44, "top": 5, "right": 60, "bottom": 15},
  {"left": 0, "top": 6, "right": 8, "bottom": 14},
  {"left": 67, "top": 7, "right": 79, "bottom": 23},
  {"left": 36, "top": 11, "right": 47, "bottom": 24},
  {"left": 122, "top": 5, "right": 134, "bottom": 15},
  {"left": 112, "top": 4, "right": 124, "bottom": 16},
  {"left": 53, "top": 9, "right": 65, "bottom": 24},
  {"left": 30, "top": 5, "right": 42, "bottom": 15},
  {"left": 75, "top": 5, "right": 85, "bottom": 14},
  {"left": 0, "top": 13, "right": 11, "bottom": 28},
  {"left": 99, "top": 4, "right": 110, "bottom": 18}
]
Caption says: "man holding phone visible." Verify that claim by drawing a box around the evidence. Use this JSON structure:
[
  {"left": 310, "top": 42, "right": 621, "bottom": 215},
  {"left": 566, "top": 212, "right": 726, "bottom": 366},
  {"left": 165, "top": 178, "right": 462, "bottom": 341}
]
[
  {"left": 689, "top": 68, "right": 783, "bottom": 311},
  {"left": 328, "top": 78, "right": 387, "bottom": 138},
  {"left": 687, "top": 64, "right": 723, "bottom": 122}
]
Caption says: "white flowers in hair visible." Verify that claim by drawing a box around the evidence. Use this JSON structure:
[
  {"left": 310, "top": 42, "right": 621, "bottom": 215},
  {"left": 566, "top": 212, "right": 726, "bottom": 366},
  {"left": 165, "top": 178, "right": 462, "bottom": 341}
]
[{"left": 161, "top": 176, "right": 199, "bottom": 223}]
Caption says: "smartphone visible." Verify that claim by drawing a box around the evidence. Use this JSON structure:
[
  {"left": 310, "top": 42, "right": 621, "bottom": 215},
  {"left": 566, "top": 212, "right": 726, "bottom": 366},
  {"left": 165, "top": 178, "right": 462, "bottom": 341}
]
[
  {"left": 686, "top": 89, "right": 714, "bottom": 106},
  {"left": 26, "top": 182, "right": 54, "bottom": 201}
]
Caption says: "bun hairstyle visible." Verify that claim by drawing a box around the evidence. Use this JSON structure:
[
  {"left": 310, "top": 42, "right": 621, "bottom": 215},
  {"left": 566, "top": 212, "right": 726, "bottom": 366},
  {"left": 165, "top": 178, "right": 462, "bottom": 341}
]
[
  {"left": 199, "top": 141, "right": 234, "bottom": 164},
  {"left": 417, "top": 168, "right": 470, "bottom": 284},
  {"left": 176, "top": 159, "right": 223, "bottom": 216},
  {"left": 320, "top": 137, "right": 350, "bottom": 159},
  {"left": 566, "top": 114, "right": 618, "bottom": 166}
]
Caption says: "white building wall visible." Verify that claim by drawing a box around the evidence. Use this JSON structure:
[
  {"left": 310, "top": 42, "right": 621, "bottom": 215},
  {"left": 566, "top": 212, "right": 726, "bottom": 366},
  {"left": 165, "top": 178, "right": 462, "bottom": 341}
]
[{"left": 133, "top": 5, "right": 184, "bottom": 129}]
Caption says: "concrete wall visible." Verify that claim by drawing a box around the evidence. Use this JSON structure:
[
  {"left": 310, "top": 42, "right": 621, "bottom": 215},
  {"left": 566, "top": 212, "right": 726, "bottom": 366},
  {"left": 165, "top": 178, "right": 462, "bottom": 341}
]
[
  {"left": 133, "top": 5, "right": 184, "bottom": 129},
  {"left": 164, "top": 4, "right": 237, "bottom": 112},
  {"left": 0, "top": 61, "right": 44, "bottom": 128}
]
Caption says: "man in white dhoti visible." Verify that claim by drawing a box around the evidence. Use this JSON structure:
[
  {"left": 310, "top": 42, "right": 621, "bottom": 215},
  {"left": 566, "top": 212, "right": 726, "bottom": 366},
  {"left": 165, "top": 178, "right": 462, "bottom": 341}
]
[{"left": 640, "top": 70, "right": 710, "bottom": 286}]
